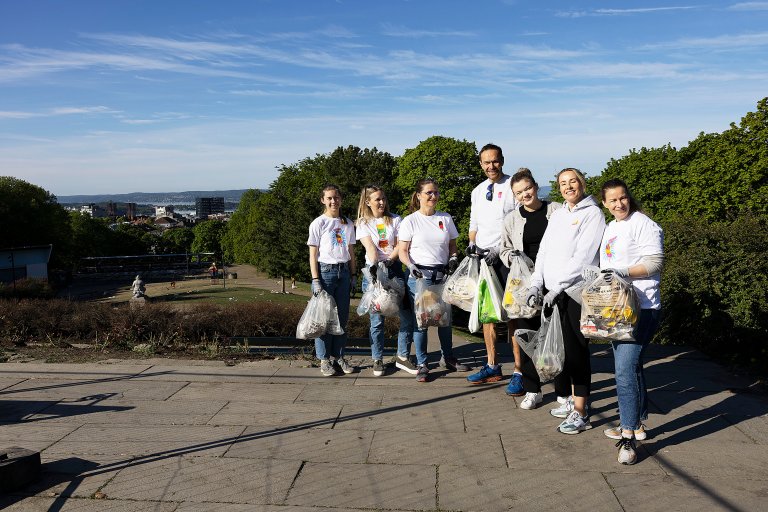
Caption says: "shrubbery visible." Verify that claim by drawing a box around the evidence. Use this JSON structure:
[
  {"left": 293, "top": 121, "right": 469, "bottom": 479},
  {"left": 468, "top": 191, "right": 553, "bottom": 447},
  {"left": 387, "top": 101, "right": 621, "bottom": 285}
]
[{"left": 0, "top": 298, "right": 400, "bottom": 352}]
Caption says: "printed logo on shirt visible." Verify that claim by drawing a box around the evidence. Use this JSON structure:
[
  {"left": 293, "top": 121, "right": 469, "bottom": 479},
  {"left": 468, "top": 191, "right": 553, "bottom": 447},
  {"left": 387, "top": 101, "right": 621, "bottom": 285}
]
[
  {"left": 331, "top": 227, "right": 347, "bottom": 247},
  {"left": 572, "top": 219, "right": 580, "bottom": 225},
  {"left": 604, "top": 236, "right": 617, "bottom": 260},
  {"left": 438, "top": 220, "right": 445, "bottom": 231},
  {"left": 497, "top": 191, "right": 502, "bottom": 200},
  {"left": 376, "top": 222, "right": 389, "bottom": 249}
]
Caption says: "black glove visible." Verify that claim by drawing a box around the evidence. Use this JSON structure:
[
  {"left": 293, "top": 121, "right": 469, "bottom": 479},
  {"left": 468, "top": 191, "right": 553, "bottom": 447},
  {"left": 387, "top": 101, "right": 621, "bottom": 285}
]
[
  {"left": 447, "top": 255, "right": 459, "bottom": 275},
  {"left": 465, "top": 243, "right": 476, "bottom": 257},
  {"left": 383, "top": 258, "right": 396, "bottom": 268},
  {"left": 509, "top": 250, "right": 521, "bottom": 257},
  {"left": 350, "top": 276, "right": 357, "bottom": 298},
  {"left": 483, "top": 247, "right": 500, "bottom": 266},
  {"left": 368, "top": 264, "right": 378, "bottom": 284}
]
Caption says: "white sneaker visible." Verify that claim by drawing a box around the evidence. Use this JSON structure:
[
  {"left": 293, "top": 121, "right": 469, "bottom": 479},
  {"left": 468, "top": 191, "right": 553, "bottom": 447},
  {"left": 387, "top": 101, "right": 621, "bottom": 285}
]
[
  {"left": 604, "top": 424, "right": 647, "bottom": 441},
  {"left": 519, "top": 392, "right": 543, "bottom": 410},
  {"left": 335, "top": 358, "right": 354, "bottom": 374},
  {"left": 550, "top": 396, "right": 574, "bottom": 418},
  {"left": 556, "top": 395, "right": 568, "bottom": 404},
  {"left": 616, "top": 436, "right": 637, "bottom": 465},
  {"left": 558, "top": 410, "right": 592, "bottom": 435}
]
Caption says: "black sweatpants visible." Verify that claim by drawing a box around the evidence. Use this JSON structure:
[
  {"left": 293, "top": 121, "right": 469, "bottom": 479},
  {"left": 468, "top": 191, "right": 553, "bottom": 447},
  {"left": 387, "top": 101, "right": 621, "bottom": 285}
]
[{"left": 552, "top": 293, "right": 591, "bottom": 398}]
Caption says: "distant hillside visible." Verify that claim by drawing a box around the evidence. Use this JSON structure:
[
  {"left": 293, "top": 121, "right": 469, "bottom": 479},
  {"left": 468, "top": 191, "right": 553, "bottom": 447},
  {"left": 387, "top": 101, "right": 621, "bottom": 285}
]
[{"left": 58, "top": 189, "right": 254, "bottom": 205}]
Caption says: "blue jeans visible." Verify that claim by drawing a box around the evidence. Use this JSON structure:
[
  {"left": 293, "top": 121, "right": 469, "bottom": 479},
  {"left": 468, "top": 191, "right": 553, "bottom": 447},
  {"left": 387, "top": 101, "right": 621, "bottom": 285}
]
[
  {"left": 361, "top": 266, "right": 414, "bottom": 361},
  {"left": 406, "top": 273, "right": 454, "bottom": 366},
  {"left": 315, "top": 262, "right": 351, "bottom": 360},
  {"left": 612, "top": 308, "right": 661, "bottom": 430}
]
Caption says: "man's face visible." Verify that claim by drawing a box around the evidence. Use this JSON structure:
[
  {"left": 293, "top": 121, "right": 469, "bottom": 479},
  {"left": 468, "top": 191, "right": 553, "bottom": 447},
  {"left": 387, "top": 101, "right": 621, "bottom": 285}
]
[{"left": 480, "top": 149, "right": 504, "bottom": 183}]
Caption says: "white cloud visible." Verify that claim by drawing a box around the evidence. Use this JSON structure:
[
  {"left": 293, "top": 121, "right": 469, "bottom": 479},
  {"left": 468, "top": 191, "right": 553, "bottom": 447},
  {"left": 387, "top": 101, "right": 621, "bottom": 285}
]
[
  {"left": 728, "top": 2, "right": 768, "bottom": 10},
  {"left": 639, "top": 31, "right": 768, "bottom": 50},
  {"left": 504, "top": 44, "right": 589, "bottom": 60},
  {"left": 380, "top": 24, "right": 475, "bottom": 38},
  {"left": 557, "top": 6, "right": 698, "bottom": 18}
]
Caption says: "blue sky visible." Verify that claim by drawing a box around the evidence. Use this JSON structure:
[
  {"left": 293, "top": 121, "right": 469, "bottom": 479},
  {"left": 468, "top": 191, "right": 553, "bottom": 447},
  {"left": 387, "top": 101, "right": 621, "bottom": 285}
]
[{"left": 1, "top": 1, "right": 766, "bottom": 196}]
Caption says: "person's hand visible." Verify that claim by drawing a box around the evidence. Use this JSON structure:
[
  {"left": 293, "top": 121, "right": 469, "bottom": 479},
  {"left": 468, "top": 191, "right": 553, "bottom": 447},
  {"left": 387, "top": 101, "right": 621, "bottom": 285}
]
[
  {"left": 582, "top": 265, "right": 600, "bottom": 283},
  {"left": 368, "top": 264, "right": 378, "bottom": 284},
  {"left": 526, "top": 286, "right": 541, "bottom": 308},
  {"left": 508, "top": 249, "right": 521, "bottom": 258},
  {"left": 483, "top": 246, "right": 499, "bottom": 266},
  {"left": 465, "top": 243, "right": 476, "bottom": 257},
  {"left": 311, "top": 279, "right": 322, "bottom": 296},
  {"left": 383, "top": 258, "right": 396, "bottom": 268},
  {"left": 601, "top": 268, "right": 629, "bottom": 283},
  {"left": 350, "top": 276, "right": 357, "bottom": 297},
  {"left": 447, "top": 255, "right": 459, "bottom": 275},
  {"left": 543, "top": 290, "right": 559, "bottom": 309},
  {"left": 407, "top": 264, "right": 423, "bottom": 279}
]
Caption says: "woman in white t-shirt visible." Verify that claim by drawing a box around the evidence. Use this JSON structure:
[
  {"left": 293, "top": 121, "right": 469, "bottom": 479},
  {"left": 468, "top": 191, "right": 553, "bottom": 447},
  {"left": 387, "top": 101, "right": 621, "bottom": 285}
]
[
  {"left": 598, "top": 179, "right": 664, "bottom": 465},
  {"left": 307, "top": 184, "right": 357, "bottom": 377},
  {"left": 356, "top": 184, "right": 414, "bottom": 377},
  {"left": 397, "top": 178, "right": 469, "bottom": 383}
]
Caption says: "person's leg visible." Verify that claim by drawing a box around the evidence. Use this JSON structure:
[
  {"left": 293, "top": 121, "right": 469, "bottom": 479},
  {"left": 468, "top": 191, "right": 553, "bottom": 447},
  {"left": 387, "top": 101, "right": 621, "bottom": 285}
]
[
  {"left": 315, "top": 264, "right": 338, "bottom": 372},
  {"left": 556, "top": 295, "right": 590, "bottom": 418},
  {"left": 482, "top": 323, "right": 497, "bottom": 365},
  {"left": 612, "top": 339, "right": 644, "bottom": 431},
  {"left": 514, "top": 315, "right": 542, "bottom": 393},
  {"left": 619, "top": 308, "right": 661, "bottom": 431},
  {"left": 332, "top": 266, "right": 351, "bottom": 360},
  {"left": 362, "top": 273, "right": 384, "bottom": 362},
  {"left": 407, "top": 274, "right": 428, "bottom": 366}
]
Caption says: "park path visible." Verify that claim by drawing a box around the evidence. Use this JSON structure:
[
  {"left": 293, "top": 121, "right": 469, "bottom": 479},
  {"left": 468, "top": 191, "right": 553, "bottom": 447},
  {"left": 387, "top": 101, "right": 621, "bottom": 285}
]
[{"left": 2, "top": 328, "right": 767, "bottom": 511}]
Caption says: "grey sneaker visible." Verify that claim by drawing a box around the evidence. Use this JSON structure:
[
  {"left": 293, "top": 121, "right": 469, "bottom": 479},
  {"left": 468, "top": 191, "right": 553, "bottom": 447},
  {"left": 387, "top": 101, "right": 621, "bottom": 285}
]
[
  {"left": 558, "top": 410, "right": 592, "bottom": 435},
  {"left": 336, "top": 358, "right": 354, "bottom": 374},
  {"left": 440, "top": 356, "right": 470, "bottom": 372},
  {"left": 320, "top": 359, "right": 336, "bottom": 377},
  {"left": 416, "top": 364, "right": 429, "bottom": 383},
  {"left": 395, "top": 355, "right": 419, "bottom": 375},
  {"left": 372, "top": 359, "right": 385, "bottom": 377},
  {"left": 550, "top": 396, "right": 574, "bottom": 418}
]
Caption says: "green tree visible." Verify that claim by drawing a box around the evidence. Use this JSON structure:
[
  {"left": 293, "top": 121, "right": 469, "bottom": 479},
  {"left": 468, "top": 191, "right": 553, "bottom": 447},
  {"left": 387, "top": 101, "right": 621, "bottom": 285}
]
[
  {"left": 221, "top": 189, "right": 261, "bottom": 265},
  {"left": 69, "top": 212, "right": 118, "bottom": 259},
  {"left": 393, "top": 136, "right": 483, "bottom": 249},
  {"left": 0, "top": 177, "right": 73, "bottom": 268},
  {"left": 191, "top": 220, "right": 227, "bottom": 261},
  {"left": 161, "top": 227, "right": 195, "bottom": 254}
]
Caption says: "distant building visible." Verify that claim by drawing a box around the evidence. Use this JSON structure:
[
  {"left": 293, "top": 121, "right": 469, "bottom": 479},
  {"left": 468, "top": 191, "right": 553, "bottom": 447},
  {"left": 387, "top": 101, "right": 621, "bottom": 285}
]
[
  {"left": 80, "top": 203, "right": 105, "bottom": 218},
  {"left": 0, "top": 245, "right": 52, "bottom": 283},
  {"left": 154, "top": 216, "right": 179, "bottom": 229},
  {"left": 195, "top": 197, "right": 225, "bottom": 219},
  {"left": 107, "top": 201, "right": 117, "bottom": 217},
  {"left": 126, "top": 202, "right": 137, "bottom": 220},
  {"left": 155, "top": 205, "right": 175, "bottom": 217}
]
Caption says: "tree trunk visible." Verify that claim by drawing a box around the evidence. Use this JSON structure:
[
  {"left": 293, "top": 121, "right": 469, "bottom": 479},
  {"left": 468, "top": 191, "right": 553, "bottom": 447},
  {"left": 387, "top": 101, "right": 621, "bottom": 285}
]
[{"left": 280, "top": 276, "right": 286, "bottom": 294}]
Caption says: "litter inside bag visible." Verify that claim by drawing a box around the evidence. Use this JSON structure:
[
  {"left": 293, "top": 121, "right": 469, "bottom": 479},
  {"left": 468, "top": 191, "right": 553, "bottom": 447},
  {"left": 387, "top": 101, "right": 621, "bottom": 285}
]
[
  {"left": 533, "top": 305, "right": 564, "bottom": 382},
  {"left": 580, "top": 274, "right": 640, "bottom": 341},
  {"left": 357, "top": 264, "right": 404, "bottom": 317},
  {"left": 414, "top": 280, "right": 451, "bottom": 330},
  {"left": 442, "top": 256, "right": 479, "bottom": 312},
  {"left": 502, "top": 253, "right": 539, "bottom": 319},
  {"left": 297, "top": 289, "right": 344, "bottom": 339}
]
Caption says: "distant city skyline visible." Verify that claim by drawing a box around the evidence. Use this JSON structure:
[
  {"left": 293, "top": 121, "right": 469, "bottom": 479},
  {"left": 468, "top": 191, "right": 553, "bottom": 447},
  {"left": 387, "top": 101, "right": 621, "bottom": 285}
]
[{"left": 2, "top": 1, "right": 766, "bottom": 196}]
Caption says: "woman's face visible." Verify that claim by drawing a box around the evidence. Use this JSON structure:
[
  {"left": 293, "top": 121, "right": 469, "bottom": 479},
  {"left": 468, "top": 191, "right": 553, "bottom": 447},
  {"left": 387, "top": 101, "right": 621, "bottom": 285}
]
[
  {"left": 602, "top": 186, "right": 631, "bottom": 221},
  {"left": 512, "top": 178, "right": 539, "bottom": 208},
  {"left": 418, "top": 183, "right": 439, "bottom": 209},
  {"left": 558, "top": 170, "right": 585, "bottom": 206},
  {"left": 321, "top": 189, "right": 341, "bottom": 215},
  {"left": 366, "top": 190, "right": 387, "bottom": 216}
]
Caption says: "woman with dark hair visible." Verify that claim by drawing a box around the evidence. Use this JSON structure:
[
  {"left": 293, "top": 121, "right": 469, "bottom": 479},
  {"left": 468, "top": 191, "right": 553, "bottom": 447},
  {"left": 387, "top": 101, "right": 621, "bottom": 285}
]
[
  {"left": 398, "top": 179, "right": 469, "bottom": 382},
  {"left": 307, "top": 184, "right": 357, "bottom": 377},
  {"left": 498, "top": 168, "right": 562, "bottom": 407},
  {"left": 356, "top": 184, "right": 414, "bottom": 377},
  {"left": 526, "top": 168, "right": 605, "bottom": 434},
  {"left": 598, "top": 178, "right": 664, "bottom": 465}
]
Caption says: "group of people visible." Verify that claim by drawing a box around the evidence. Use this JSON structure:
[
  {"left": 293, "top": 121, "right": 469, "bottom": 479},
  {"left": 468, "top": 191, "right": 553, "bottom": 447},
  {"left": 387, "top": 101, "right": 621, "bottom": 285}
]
[{"left": 306, "top": 143, "right": 664, "bottom": 465}]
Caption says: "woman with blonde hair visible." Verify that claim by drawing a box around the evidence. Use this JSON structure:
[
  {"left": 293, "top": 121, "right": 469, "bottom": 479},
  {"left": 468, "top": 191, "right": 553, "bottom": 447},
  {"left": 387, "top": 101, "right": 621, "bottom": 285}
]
[{"left": 356, "top": 184, "right": 414, "bottom": 377}]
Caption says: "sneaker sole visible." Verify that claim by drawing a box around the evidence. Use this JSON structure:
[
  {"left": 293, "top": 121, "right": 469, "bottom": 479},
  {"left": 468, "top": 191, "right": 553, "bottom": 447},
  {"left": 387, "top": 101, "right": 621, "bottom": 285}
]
[
  {"left": 550, "top": 410, "right": 571, "bottom": 418},
  {"left": 468, "top": 375, "right": 504, "bottom": 385},
  {"left": 558, "top": 423, "right": 593, "bottom": 435},
  {"left": 395, "top": 362, "right": 419, "bottom": 375},
  {"left": 373, "top": 370, "right": 384, "bottom": 377},
  {"left": 604, "top": 428, "right": 647, "bottom": 441},
  {"left": 505, "top": 389, "right": 525, "bottom": 397}
]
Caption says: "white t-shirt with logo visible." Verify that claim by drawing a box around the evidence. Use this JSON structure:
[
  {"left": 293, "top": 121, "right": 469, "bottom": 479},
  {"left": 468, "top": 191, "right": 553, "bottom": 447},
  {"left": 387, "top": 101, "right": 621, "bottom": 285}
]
[
  {"left": 599, "top": 211, "right": 664, "bottom": 310},
  {"left": 469, "top": 174, "right": 517, "bottom": 249},
  {"left": 356, "top": 215, "right": 402, "bottom": 265},
  {"left": 398, "top": 211, "right": 459, "bottom": 266},
  {"left": 307, "top": 215, "right": 356, "bottom": 264}
]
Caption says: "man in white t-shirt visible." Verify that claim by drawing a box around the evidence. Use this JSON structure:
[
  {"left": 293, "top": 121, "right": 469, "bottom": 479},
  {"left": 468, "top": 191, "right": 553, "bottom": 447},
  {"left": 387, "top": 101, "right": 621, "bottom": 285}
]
[{"left": 466, "top": 143, "right": 519, "bottom": 388}]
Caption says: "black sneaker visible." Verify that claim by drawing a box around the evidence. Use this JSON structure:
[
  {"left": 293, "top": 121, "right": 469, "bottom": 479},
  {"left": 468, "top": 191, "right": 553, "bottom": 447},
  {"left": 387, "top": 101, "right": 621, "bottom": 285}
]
[
  {"left": 372, "top": 359, "right": 384, "bottom": 377},
  {"left": 440, "top": 356, "right": 470, "bottom": 372},
  {"left": 395, "top": 355, "right": 419, "bottom": 375},
  {"left": 416, "top": 364, "right": 429, "bottom": 383}
]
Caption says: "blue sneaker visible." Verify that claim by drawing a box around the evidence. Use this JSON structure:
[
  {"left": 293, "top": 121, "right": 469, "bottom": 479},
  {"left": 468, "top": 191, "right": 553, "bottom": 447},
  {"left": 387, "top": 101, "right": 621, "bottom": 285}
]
[
  {"left": 466, "top": 364, "right": 503, "bottom": 384},
  {"left": 505, "top": 372, "right": 524, "bottom": 396}
]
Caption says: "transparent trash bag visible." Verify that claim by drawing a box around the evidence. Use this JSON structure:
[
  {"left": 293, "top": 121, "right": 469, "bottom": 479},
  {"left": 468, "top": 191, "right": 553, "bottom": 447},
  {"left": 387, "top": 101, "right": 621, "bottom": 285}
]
[
  {"left": 296, "top": 289, "right": 344, "bottom": 340},
  {"left": 357, "top": 264, "right": 404, "bottom": 317},
  {"left": 414, "top": 279, "right": 451, "bottom": 330},
  {"left": 442, "top": 256, "right": 480, "bottom": 312},
  {"left": 502, "top": 253, "right": 539, "bottom": 319},
  {"left": 533, "top": 305, "right": 565, "bottom": 382},
  {"left": 468, "top": 260, "right": 505, "bottom": 332},
  {"left": 580, "top": 274, "right": 640, "bottom": 341}
]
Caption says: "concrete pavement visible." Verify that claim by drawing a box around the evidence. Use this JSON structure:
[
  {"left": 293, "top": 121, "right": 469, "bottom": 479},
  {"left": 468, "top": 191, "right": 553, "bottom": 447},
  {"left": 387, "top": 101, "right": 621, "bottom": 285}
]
[{"left": 1, "top": 331, "right": 767, "bottom": 511}]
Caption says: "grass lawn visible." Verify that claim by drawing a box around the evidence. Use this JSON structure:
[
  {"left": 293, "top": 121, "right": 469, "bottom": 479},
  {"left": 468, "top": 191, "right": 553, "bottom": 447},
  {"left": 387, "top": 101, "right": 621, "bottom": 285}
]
[{"left": 153, "top": 286, "right": 311, "bottom": 305}]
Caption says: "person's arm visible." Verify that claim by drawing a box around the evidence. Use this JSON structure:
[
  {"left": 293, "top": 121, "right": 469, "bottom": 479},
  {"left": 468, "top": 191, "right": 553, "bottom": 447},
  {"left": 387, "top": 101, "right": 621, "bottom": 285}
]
[
  {"left": 554, "top": 209, "right": 605, "bottom": 292},
  {"left": 348, "top": 243, "right": 356, "bottom": 276},
  {"left": 448, "top": 238, "right": 458, "bottom": 259},
  {"left": 308, "top": 245, "right": 320, "bottom": 279},
  {"left": 398, "top": 240, "right": 412, "bottom": 267},
  {"left": 498, "top": 213, "right": 517, "bottom": 268},
  {"left": 359, "top": 235, "right": 378, "bottom": 265}
]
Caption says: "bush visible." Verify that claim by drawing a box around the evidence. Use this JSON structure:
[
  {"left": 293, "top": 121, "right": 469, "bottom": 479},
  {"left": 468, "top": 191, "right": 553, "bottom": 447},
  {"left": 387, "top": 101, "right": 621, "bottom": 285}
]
[
  {"left": 659, "top": 214, "right": 768, "bottom": 369},
  {"left": 0, "top": 278, "right": 56, "bottom": 299}
]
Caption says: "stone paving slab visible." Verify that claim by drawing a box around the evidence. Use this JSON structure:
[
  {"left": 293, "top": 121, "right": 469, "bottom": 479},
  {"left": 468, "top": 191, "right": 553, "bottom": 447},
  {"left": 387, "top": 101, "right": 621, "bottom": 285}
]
[
  {"left": 0, "top": 363, "right": 153, "bottom": 380},
  {"left": 169, "top": 382, "right": 304, "bottom": 403},
  {"left": 26, "top": 399, "right": 228, "bottom": 425},
  {"left": 100, "top": 455, "right": 301, "bottom": 504},
  {"left": 295, "top": 383, "right": 384, "bottom": 405},
  {"left": 647, "top": 413, "right": 757, "bottom": 446},
  {"left": 728, "top": 413, "right": 768, "bottom": 444},
  {"left": 208, "top": 401, "right": 340, "bottom": 429},
  {"left": 0, "top": 377, "right": 26, "bottom": 391},
  {"left": 225, "top": 427, "right": 374, "bottom": 463},
  {"left": 368, "top": 430, "right": 506, "bottom": 468},
  {"left": 135, "top": 365, "right": 276, "bottom": 383},
  {"left": 267, "top": 366, "right": 360, "bottom": 385},
  {"left": 45, "top": 424, "right": 245, "bottom": 457},
  {"left": 649, "top": 389, "right": 768, "bottom": 417},
  {"left": 438, "top": 465, "right": 623, "bottom": 512},
  {"left": 285, "top": 462, "right": 437, "bottom": 510},
  {"left": 178, "top": 504, "right": 368, "bottom": 512},
  {"left": 334, "top": 403, "right": 466, "bottom": 433},
  {"left": 0, "top": 378, "right": 187, "bottom": 401},
  {"left": 643, "top": 438, "right": 768, "bottom": 478},
  {"left": 605, "top": 472, "right": 768, "bottom": 512},
  {"left": 379, "top": 381, "right": 509, "bottom": 406},
  {"left": 0, "top": 496, "right": 178, "bottom": 511},
  {"left": 0, "top": 423, "right": 81, "bottom": 453},
  {"left": 0, "top": 398, "right": 60, "bottom": 423}
]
